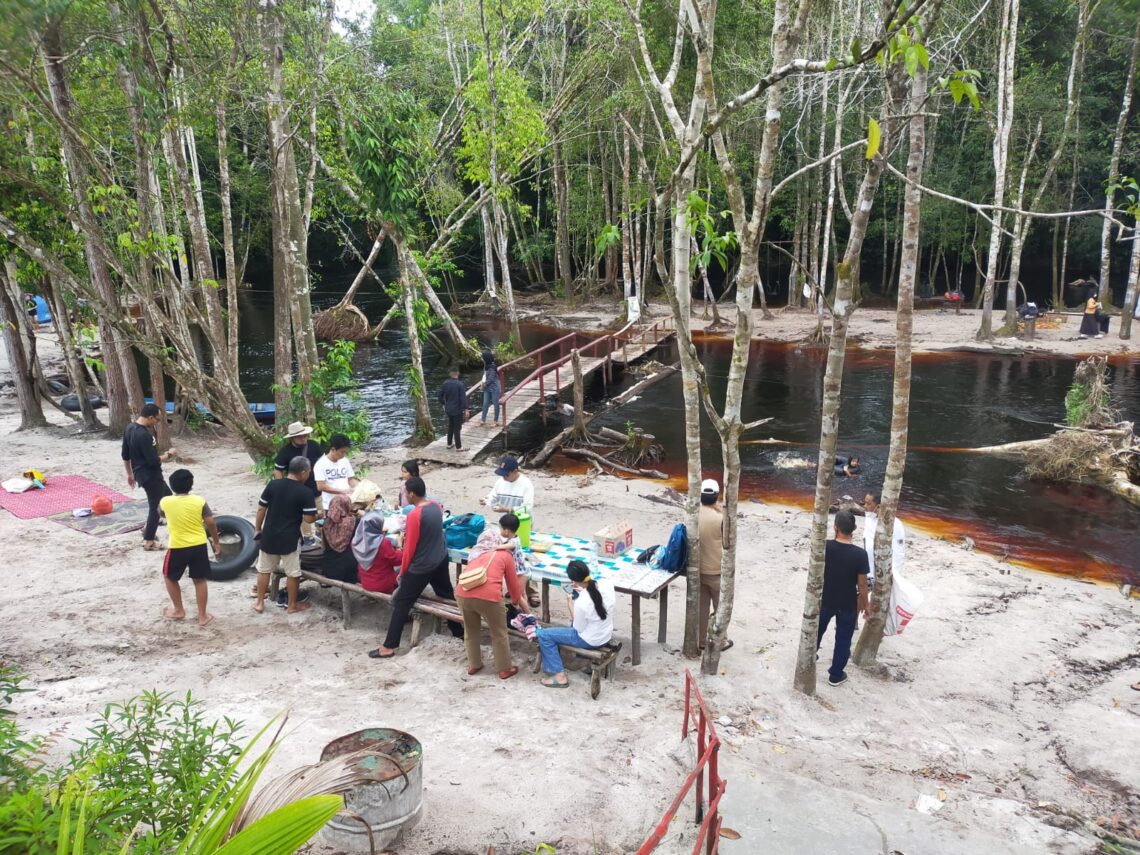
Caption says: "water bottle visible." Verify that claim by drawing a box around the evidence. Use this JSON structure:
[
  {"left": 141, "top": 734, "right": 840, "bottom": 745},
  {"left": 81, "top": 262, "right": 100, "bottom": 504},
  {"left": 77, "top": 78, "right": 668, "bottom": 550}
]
[{"left": 516, "top": 505, "right": 532, "bottom": 549}]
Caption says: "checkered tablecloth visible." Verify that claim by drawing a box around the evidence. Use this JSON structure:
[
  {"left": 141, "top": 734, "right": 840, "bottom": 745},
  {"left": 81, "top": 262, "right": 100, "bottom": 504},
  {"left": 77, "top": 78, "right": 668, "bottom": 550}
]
[{"left": 449, "top": 532, "right": 677, "bottom": 597}]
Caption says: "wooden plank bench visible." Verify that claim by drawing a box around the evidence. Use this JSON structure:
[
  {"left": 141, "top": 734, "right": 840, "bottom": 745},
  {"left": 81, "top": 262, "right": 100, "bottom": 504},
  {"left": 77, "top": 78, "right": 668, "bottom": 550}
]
[{"left": 282, "top": 569, "right": 622, "bottom": 698}]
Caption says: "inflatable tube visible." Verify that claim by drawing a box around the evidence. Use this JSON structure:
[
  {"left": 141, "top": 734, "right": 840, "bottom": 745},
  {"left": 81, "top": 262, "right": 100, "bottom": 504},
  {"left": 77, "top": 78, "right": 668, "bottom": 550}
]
[
  {"left": 209, "top": 515, "right": 259, "bottom": 581},
  {"left": 46, "top": 378, "right": 70, "bottom": 395},
  {"left": 60, "top": 392, "right": 106, "bottom": 412}
]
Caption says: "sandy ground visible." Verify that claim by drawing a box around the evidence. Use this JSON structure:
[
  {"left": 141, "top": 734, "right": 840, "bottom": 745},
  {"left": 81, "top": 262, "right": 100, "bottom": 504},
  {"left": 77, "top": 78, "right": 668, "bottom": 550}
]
[
  {"left": 522, "top": 295, "right": 1140, "bottom": 358},
  {"left": 0, "top": 400, "right": 1137, "bottom": 854}
]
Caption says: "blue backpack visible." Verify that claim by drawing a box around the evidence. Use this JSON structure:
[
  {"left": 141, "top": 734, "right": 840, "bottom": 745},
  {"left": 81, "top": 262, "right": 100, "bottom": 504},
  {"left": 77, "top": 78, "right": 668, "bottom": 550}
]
[
  {"left": 444, "top": 513, "right": 485, "bottom": 549},
  {"left": 651, "top": 523, "right": 689, "bottom": 572}
]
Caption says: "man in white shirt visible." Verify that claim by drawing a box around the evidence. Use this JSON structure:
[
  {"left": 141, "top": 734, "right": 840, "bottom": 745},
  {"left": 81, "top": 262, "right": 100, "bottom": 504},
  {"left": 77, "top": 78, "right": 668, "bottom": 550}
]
[
  {"left": 313, "top": 434, "right": 359, "bottom": 511},
  {"left": 862, "top": 492, "right": 906, "bottom": 585},
  {"left": 481, "top": 455, "right": 535, "bottom": 513}
]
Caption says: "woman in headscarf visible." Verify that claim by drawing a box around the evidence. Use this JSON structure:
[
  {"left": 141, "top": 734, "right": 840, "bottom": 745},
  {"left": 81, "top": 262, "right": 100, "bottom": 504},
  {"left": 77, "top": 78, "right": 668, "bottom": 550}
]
[
  {"left": 1079, "top": 297, "right": 1103, "bottom": 338},
  {"left": 480, "top": 349, "right": 501, "bottom": 427},
  {"left": 320, "top": 494, "right": 360, "bottom": 582},
  {"left": 352, "top": 509, "right": 403, "bottom": 594}
]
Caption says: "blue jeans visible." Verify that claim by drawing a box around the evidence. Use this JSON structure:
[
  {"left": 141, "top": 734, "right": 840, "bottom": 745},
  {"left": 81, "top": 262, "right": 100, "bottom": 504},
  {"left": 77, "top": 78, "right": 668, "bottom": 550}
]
[
  {"left": 537, "top": 626, "right": 594, "bottom": 674},
  {"left": 816, "top": 606, "right": 857, "bottom": 681},
  {"left": 482, "top": 383, "right": 501, "bottom": 423}
]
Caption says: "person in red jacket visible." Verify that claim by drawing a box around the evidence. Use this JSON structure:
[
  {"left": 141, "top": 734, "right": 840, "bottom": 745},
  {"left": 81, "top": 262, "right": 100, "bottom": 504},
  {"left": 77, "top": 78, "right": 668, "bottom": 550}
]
[{"left": 352, "top": 510, "right": 403, "bottom": 594}]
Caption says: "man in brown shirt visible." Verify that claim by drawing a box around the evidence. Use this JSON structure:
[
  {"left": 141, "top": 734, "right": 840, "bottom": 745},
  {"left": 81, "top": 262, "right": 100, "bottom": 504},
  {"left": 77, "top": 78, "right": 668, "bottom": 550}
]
[{"left": 698, "top": 478, "right": 733, "bottom": 651}]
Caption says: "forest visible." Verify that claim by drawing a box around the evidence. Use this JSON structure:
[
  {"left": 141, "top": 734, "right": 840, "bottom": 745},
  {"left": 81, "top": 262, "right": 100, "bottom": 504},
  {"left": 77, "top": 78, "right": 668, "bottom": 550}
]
[{"left": 1, "top": 0, "right": 1138, "bottom": 457}]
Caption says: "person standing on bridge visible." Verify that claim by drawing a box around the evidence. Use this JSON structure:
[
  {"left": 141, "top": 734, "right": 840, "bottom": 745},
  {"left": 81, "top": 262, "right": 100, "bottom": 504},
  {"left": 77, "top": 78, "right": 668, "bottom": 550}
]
[
  {"left": 480, "top": 348, "right": 501, "bottom": 427},
  {"left": 439, "top": 366, "right": 469, "bottom": 451}
]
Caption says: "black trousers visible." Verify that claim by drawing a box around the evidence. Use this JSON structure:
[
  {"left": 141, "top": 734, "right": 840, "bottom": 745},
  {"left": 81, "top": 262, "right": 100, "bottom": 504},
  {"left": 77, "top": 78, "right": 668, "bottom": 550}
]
[
  {"left": 141, "top": 477, "right": 171, "bottom": 542},
  {"left": 382, "top": 558, "right": 463, "bottom": 649},
  {"left": 446, "top": 414, "right": 463, "bottom": 448}
]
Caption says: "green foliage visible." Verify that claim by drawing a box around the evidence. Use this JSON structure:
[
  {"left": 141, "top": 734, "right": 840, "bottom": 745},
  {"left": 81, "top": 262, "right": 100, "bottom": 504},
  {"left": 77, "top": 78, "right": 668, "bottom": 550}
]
[
  {"left": 494, "top": 335, "right": 523, "bottom": 361},
  {"left": 865, "top": 118, "right": 881, "bottom": 160},
  {"left": 684, "top": 192, "right": 737, "bottom": 273},
  {"left": 346, "top": 92, "right": 433, "bottom": 228},
  {"left": 290, "top": 340, "right": 371, "bottom": 448},
  {"left": 68, "top": 691, "right": 243, "bottom": 852},
  {"left": 457, "top": 61, "right": 547, "bottom": 189},
  {"left": 936, "top": 69, "right": 982, "bottom": 111},
  {"left": 594, "top": 223, "right": 621, "bottom": 256},
  {"left": 1064, "top": 382, "right": 1110, "bottom": 428}
]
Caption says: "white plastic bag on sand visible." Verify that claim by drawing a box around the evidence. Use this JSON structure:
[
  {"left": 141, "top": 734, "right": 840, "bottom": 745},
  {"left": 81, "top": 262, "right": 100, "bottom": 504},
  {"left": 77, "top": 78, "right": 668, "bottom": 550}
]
[
  {"left": 2, "top": 477, "right": 33, "bottom": 494},
  {"left": 885, "top": 568, "right": 923, "bottom": 636}
]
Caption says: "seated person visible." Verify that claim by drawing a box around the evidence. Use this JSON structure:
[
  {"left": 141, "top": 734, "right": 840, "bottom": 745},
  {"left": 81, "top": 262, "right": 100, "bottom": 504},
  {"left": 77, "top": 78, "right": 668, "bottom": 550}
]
[
  {"left": 535, "top": 559, "right": 615, "bottom": 689},
  {"left": 320, "top": 494, "right": 359, "bottom": 583},
  {"left": 352, "top": 509, "right": 403, "bottom": 594},
  {"left": 834, "top": 454, "right": 860, "bottom": 477}
]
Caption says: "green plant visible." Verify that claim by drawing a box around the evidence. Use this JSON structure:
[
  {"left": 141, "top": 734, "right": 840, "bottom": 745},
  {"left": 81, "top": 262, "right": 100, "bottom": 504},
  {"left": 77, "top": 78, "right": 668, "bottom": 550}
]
[
  {"left": 494, "top": 336, "right": 523, "bottom": 362},
  {"left": 69, "top": 691, "right": 243, "bottom": 852}
]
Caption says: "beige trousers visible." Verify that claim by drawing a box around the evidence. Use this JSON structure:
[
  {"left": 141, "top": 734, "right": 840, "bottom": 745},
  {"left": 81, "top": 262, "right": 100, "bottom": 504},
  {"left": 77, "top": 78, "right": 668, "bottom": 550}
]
[
  {"left": 458, "top": 596, "right": 513, "bottom": 672},
  {"left": 699, "top": 574, "right": 721, "bottom": 644},
  {"left": 302, "top": 493, "right": 324, "bottom": 538}
]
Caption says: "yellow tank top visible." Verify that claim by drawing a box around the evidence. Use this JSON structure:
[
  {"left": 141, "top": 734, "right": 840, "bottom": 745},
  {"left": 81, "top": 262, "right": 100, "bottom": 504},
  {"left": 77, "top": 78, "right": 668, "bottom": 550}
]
[{"left": 159, "top": 494, "right": 208, "bottom": 549}]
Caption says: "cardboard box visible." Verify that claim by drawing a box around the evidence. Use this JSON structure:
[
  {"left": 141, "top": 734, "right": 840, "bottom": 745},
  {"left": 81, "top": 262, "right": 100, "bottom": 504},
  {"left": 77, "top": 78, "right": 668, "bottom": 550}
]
[{"left": 594, "top": 520, "right": 634, "bottom": 556}]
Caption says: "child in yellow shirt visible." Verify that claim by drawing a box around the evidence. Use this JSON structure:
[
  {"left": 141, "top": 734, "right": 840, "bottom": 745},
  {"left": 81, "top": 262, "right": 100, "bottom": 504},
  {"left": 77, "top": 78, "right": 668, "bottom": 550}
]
[{"left": 158, "top": 469, "right": 221, "bottom": 626}]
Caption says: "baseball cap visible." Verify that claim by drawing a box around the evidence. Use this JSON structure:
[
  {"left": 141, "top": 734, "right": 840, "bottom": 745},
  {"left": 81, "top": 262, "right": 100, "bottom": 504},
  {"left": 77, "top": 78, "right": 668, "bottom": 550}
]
[
  {"left": 495, "top": 455, "right": 520, "bottom": 477},
  {"left": 700, "top": 478, "right": 720, "bottom": 495}
]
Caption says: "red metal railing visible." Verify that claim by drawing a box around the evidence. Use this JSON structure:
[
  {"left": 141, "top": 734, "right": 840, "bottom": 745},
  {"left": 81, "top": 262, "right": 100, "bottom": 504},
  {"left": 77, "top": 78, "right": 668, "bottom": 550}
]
[
  {"left": 637, "top": 669, "right": 726, "bottom": 855},
  {"left": 466, "top": 315, "right": 677, "bottom": 440}
]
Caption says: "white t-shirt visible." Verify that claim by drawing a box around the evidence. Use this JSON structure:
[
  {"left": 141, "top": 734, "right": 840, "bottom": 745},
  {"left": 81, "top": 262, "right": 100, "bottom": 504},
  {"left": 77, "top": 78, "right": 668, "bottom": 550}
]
[
  {"left": 313, "top": 454, "right": 355, "bottom": 509},
  {"left": 485, "top": 474, "right": 535, "bottom": 512},
  {"left": 572, "top": 580, "right": 616, "bottom": 647},
  {"left": 863, "top": 514, "right": 906, "bottom": 581}
]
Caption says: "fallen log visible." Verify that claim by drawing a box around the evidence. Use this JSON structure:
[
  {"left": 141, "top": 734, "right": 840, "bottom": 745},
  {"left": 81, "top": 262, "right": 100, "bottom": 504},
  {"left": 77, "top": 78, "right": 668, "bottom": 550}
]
[
  {"left": 955, "top": 438, "right": 1054, "bottom": 456},
  {"left": 562, "top": 447, "right": 668, "bottom": 480},
  {"left": 528, "top": 363, "right": 679, "bottom": 467}
]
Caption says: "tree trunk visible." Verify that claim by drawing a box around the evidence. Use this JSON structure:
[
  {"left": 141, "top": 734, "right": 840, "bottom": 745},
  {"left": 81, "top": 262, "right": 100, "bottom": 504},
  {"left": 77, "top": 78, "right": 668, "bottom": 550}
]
[
  {"left": 43, "top": 276, "right": 101, "bottom": 430},
  {"left": 480, "top": 206, "right": 499, "bottom": 303},
  {"left": 216, "top": 99, "right": 241, "bottom": 376},
  {"left": 492, "top": 197, "right": 523, "bottom": 345},
  {"left": 41, "top": 18, "right": 139, "bottom": 435},
  {"left": 395, "top": 237, "right": 435, "bottom": 442},
  {"left": 270, "top": 176, "right": 294, "bottom": 419},
  {"left": 1119, "top": 235, "right": 1140, "bottom": 339},
  {"left": 1099, "top": 18, "right": 1140, "bottom": 307},
  {"left": 0, "top": 264, "right": 47, "bottom": 429},
  {"left": 853, "top": 63, "right": 931, "bottom": 667},
  {"left": 571, "top": 349, "right": 587, "bottom": 438}
]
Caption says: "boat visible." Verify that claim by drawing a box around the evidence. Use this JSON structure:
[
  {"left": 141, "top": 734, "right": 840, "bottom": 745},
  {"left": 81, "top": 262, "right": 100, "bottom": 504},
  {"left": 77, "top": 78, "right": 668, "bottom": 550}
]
[{"left": 144, "top": 398, "right": 277, "bottom": 426}]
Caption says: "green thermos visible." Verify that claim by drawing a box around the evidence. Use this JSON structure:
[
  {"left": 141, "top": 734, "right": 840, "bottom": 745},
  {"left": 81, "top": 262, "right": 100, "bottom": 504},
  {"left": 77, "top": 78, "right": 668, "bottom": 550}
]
[{"left": 516, "top": 506, "right": 532, "bottom": 548}]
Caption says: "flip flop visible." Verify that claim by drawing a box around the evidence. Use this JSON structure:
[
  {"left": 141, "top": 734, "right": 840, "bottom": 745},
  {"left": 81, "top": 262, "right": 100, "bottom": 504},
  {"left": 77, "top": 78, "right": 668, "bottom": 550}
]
[
  {"left": 468, "top": 665, "right": 484, "bottom": 675},
  {"left": 198, "top": 615, "right": 215, "bottom": 628},
  {"left": 368, "top": 648, "right": 396, "bottom": 659},
  {"left": 499, "top": 666, "right": 519, "bottom": 680},
  {"left": 721, "top": 639, "right": 735, "bottom": 652},
  {"left": 540, "top": 676, "right": 569, "bottom": 689},
  {"left": 162, "top": 608, "right": 185, "bottom": 621},
  {"left": 1132, "top": 681, "right": 1140, "bottom": 692},
  {"left": 528, "top": 595, "right": 542, "bottom": 608},
  {"left": 142, "top": 541, "right": 162, "bottom": 552}
]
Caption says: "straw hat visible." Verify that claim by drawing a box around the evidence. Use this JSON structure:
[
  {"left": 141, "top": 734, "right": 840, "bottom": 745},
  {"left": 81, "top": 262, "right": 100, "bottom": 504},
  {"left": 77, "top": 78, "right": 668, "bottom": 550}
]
[{"left": 285, "top": 421, "right": 313, "bottom": 439}]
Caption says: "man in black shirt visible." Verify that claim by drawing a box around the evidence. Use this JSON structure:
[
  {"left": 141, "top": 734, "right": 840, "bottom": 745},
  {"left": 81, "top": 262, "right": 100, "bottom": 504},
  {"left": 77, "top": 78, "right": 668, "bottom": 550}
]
[
  {"left": 439, "top": 367, "right": 469, "bottom": 451},
  {"left": 121, "top": 403, "right": 175, "bottom": 550},
  {"left": 273, "top": 421, "right": 322, "bottom": 540},
  {"left": 818, "top": 510, "right": 870, "bottom": 687},
  {"left": 253, "top": 456, "right": 318, "bottom": 614}
]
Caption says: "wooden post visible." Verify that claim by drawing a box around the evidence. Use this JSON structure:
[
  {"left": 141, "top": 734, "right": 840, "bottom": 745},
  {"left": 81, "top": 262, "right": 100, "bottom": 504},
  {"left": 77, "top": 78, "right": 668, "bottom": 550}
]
[
  {"left": 1025, "top": 316, "right": 1036, "bottom": 339},
  {"left": 631, "top": 595, "right": 642, "bottom": 665},
  {"left": 541, "top": 579, "right": 551, "bottom": 623},
  {"left": 572, "top": 349, "right": 587, "bottom": 437},
  {"left": 340, "top": 588, "right": 352, "bottom": 628},
  {"left": 657, "top": 588, "right": 669, "bottom": 644}
]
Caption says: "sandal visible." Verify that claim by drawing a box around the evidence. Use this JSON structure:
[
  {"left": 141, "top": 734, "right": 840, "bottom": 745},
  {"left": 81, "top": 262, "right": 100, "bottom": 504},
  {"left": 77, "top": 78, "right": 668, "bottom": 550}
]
[
  {"left": 368, "top": 647, "right": 396, "bottom": 659},
  {"left": 528, "top": 595, "right": 542, "bottom": 608},
  {"left": 499, "top": 666, "right": 519, "bottom": 680},
  {"left": 142, "top": 541, "right": 162, "bottom": 552},
  {"left": 540, "top": 675, "right": 569, "bottom": 689},
  {"left": 467, "top": 665, "right": 484, "bottom": 675}
]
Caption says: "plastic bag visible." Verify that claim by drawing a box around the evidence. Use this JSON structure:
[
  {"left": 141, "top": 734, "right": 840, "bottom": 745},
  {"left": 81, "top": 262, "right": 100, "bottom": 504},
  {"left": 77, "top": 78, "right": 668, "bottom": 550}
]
[
  {"left": 1, "top": 477, "right": 34, "bottom": 494},
  {"left": 885, "top": 568, "right": 923, "bottom": 636}
]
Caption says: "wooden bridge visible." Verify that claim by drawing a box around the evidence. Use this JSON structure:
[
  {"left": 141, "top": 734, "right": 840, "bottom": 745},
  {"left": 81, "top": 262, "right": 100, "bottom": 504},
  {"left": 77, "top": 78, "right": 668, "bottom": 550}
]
[{"left": 419, "top": 316, "right": 676, "bottom": 464}]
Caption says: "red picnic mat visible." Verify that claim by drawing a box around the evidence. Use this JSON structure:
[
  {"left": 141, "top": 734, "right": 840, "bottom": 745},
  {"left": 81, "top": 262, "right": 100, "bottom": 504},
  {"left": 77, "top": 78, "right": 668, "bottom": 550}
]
[{"left": 0, "top": 475, "right": 132, "bottom": 520}]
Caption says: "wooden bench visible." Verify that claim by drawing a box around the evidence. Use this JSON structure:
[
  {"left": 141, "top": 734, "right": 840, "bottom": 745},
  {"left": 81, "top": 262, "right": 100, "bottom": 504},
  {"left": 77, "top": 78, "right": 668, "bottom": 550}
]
[{"left": 285, "top": 570, "right": 622, "bottom": 698}]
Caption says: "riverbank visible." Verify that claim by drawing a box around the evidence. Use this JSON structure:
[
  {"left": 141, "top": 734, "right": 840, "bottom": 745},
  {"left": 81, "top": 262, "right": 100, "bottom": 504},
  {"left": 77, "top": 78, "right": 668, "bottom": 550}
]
[
  {"left": 518, "top": 294, "right": 1140, "bottom": 358},
  {"left": 0, "top": 409, "right": 1136, "bottom": 853}
]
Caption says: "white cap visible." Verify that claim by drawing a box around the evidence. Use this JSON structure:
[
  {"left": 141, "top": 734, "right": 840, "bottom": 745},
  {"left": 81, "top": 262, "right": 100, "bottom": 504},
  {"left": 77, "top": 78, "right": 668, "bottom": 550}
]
[{"left": 700, "top": 478, "right": 720, "bottom": 495}]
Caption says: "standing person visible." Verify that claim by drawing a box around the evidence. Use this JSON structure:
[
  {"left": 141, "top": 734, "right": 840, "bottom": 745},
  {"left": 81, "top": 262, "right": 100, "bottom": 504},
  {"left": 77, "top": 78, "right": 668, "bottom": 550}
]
[
  {"left": 253, "top": 457, "right": 318, "bottom": 614},
  {"left": 480, "top": 349, "right": 501, "bottom": 427},
  {"left": 158, "top": 468, "right": 220, "bottom": 627},
  {"left": 818, "top": 510, "right": 871, "bottom": 687},
  {"left": 369, "top": 477, "right": 460, "bottom": 658},
  {"left": 535, "top": 560, "right": 615, "bottom": 689},
  {"left": 455, "top": 518, "right": 528, "bottom": 679},
  {"left": 698, "top": 479, "right": 733, "bottom": 652},
  {"left": 314, "top": 434, "right": 360, "bottom": 509},
  {"left": 398, "top": 459, "right": 420, "bottom": 508},
  {"left": 439, "top": 367, "right": 469, "bottom": 450},
  {"left": 481, "top": 455, "right": 535, "bottom": 512},
  {"left": 121, "top": 403, "right": 176, "bottom": 551},
  {"left": 481, "top": 454, "right": 538, "bottom": 605},
  {"left": 273, "top": 422, "right": 322, "bottom": 540},
  {"left": 862, "top": 492, "right": 906, "bottom": 586}
]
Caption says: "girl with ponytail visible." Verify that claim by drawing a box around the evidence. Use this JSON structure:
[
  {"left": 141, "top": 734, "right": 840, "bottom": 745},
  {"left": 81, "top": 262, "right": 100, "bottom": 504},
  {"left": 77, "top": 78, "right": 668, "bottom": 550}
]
[{"left": 536, "top": 559, "right": 615, "bottom": 688}]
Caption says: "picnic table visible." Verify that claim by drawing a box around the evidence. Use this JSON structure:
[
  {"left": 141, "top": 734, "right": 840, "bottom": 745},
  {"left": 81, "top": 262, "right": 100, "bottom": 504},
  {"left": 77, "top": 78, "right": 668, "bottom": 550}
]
[{"left": 448, "top": 532, "right": 680, "bottom": 666}]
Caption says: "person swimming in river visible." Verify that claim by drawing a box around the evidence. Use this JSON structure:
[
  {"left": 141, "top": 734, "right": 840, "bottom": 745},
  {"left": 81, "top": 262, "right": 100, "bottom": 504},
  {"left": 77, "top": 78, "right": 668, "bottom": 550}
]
[{"left": 834, "top": 455, "right": 861, "bottom": 477}]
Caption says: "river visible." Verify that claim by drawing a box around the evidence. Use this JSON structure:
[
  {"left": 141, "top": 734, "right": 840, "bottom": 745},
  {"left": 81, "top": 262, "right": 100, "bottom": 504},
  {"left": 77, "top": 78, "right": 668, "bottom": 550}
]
[{"left": 233, "top": 290, "right": 1140, "bottom": 586}]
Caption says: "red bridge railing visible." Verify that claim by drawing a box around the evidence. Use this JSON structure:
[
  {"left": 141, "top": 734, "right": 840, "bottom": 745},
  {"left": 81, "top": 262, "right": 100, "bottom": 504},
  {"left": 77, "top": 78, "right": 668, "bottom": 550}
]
[{"left": 637, "top": 669, "right": 726, "bottom": 855}]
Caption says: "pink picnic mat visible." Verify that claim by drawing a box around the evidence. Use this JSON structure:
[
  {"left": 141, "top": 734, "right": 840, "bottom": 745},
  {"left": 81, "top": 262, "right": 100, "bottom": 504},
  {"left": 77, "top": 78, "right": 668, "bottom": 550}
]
[{"left": 0, "top": 475, "right": 132, "bottom": 520}]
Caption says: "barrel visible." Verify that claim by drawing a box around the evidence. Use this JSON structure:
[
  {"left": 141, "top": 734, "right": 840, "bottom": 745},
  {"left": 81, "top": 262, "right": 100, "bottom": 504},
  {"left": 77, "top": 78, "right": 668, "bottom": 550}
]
[{"left": 319, "top": 728, "right": 424, "bottom": 852}]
